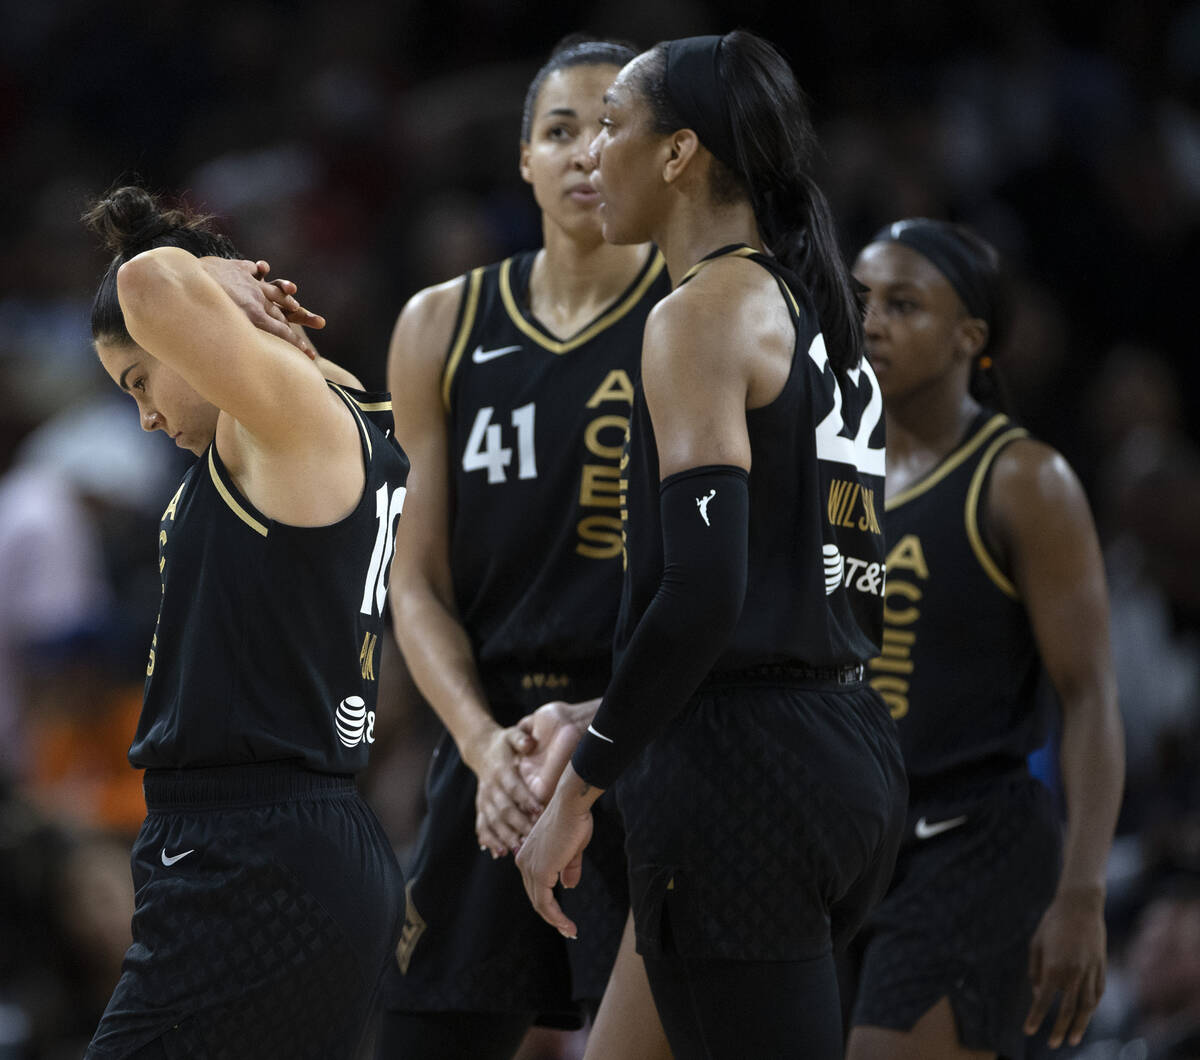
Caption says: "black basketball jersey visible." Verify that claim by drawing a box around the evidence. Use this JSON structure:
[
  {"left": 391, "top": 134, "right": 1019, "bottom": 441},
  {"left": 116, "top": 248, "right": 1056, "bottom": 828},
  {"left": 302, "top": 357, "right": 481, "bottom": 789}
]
[
  {"left": 130, "top": 384, "right": 411, "bottom": 774},
  {"left": 868, "top": 410, "right": 1048, "bottom": 782},
  {"left": 442, "top": 248, "right": 669, "bottom": 700},
  {"left": 615, "top": 245, "right": 887, "bottom": 672}
]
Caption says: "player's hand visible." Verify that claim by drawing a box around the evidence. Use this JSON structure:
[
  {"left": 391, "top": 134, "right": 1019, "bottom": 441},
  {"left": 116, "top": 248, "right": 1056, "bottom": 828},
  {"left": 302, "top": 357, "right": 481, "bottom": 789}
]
[
  {"left": 465, "top": 724, "right": 542, "bottom": 859},
  {"left": 515, "top": 700, "right": 587, "bottom": 804},
  {"left": 516, "top": 765, "right": 597, "bottom": 939},
  {"left": 198, "top": 257, "right": 324, "bottom": 355},
  {"left": 251, "top": 260, "right": 327, "bottom": 332},
  {"left": 1024, "top": 885, "right": 1107, "bottom": 1048}
]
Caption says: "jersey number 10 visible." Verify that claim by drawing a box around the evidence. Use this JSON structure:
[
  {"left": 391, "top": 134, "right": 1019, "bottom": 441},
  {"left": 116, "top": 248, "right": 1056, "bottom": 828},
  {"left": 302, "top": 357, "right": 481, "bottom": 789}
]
[{"left": 360, "top": 483, "right": 407, "bottom": 616}]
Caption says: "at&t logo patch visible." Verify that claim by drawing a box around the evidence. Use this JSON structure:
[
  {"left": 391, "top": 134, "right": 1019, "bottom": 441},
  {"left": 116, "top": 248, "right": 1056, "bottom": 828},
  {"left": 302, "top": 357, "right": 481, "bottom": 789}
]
[{"left": 336, "top": 696, "right": 376, "bottom": 747}]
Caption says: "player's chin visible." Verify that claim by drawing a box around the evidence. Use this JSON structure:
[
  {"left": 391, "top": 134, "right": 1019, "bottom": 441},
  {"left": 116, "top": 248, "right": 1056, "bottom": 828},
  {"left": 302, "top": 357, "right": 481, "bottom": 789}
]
[
  {"left": 599, "top": 213, "right": 639, "bottom": 247},
  {"left": 560, "top": 208, "right": 604, "bottom": 241}
]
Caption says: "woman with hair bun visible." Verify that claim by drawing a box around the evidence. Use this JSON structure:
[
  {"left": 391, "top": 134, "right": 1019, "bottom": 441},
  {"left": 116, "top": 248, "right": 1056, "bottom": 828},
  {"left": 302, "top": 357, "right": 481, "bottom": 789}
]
[
  {"left": 516, "top": 31, "right": 907, "bottom": 1057},
  {"left": 82, "top": 185, "right": 409, "bottom": 1059},
  {"left": 844, "top": 218, "right": 1125, "bottom": 1058}
]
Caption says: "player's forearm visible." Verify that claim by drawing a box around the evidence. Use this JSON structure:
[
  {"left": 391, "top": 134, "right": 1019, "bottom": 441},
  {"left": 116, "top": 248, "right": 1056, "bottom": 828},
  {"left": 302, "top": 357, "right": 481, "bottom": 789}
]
[
  {"left": 1055, "top": 687, "right": 1125, "bottom": 896},
  {"left": 392, "top": 586, "right": 497, "bottom": 768},
  {"left": 572, "top": 467, "right": 749, "bottom": 788}
]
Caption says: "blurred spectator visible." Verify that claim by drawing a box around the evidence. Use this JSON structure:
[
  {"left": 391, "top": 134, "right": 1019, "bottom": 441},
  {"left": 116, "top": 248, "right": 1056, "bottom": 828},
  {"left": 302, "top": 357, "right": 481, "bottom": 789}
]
[
  {"left": 1079, "top": 347, "right": 1200, "bottom": 841},
  {"left": 0, "top": 395, "right": 176, "bottom": 833}
]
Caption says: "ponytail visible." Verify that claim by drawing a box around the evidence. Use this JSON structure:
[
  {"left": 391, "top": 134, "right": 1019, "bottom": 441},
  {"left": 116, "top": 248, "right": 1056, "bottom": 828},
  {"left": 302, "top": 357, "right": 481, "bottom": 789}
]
[
  {"left": 642, "top": 31, "right": 865, "bottom": 372},
  {"left": 749, "top": 171, "right": 866, "bottom": 374}
]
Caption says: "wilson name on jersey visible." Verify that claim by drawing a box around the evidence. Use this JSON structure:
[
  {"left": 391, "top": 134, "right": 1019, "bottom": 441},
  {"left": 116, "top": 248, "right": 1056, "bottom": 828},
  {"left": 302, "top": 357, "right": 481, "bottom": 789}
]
[
  {"left": 869, "top": 411, "right": 1047, "bottom": 781},
  {"left": 441, "top": 249, "right": 669, "bottom": 683},
  {"left": 133, "top": 384, "right": 410, "bottom": 774},
  {"left": 616, "top": 245, "right": 887, "bottom": 672}
]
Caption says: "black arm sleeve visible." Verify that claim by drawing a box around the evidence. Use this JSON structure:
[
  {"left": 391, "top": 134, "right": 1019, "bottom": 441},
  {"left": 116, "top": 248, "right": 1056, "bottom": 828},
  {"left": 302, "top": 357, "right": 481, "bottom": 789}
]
[{"left": 571, "top": 464, "right": 749, "bottom": 789}]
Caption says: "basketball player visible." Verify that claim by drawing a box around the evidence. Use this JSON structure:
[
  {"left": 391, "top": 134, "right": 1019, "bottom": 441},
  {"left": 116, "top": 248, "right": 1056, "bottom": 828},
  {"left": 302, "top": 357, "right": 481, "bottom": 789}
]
[
  {"left": 82, "top": 185, "right": 409, "bottom": 1059},
  {"left": 375, "top": 36, "right": 672, "bottom": 1059},
  {"left": 516, "top": 32, "right": 908, "bottom": 1058},
  {"left": 844, "top": 218, "right": 1125, "bottom": 1059}
]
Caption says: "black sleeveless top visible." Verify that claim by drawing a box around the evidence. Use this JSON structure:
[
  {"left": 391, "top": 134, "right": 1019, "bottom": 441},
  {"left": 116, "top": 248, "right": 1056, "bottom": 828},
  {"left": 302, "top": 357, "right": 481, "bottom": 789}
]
[
  {"left": 615, "top": 245, "right": 887, "bottom": 672},
  {"left": 868, "top": 410, "right": 1047, "bottom": 784},
  {"left": 442, "top": 248, "right": 669, "bottom": 708},
  {"left": 131, "top": 384, "right": 411, "bottom": 773}
]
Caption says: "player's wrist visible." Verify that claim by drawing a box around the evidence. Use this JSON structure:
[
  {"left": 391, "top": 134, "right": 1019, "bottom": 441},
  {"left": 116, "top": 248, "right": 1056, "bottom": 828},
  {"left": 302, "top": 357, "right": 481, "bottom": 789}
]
[
  {"left": 1052, "top": 881, "right": 1105, "bottom": 912},
  {"left": 458, "top": 717, "right": 501, "bottom": 775},
  {"left": 554, "top": 763, "right": 603, "bottom": 812}
]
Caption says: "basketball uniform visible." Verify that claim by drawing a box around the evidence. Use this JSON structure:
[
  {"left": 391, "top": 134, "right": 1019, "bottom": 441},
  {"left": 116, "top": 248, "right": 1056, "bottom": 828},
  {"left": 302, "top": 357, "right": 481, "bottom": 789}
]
[
  {"left": 383, "top": 249, "right": 670, "bottom": 1026},
  {"left": 612, "top": 246, "right": 907, "bottom": 963},
  {"left": 850, "top": 410, "right": 1063, "bottom": 1059},
  {"left": 87, "top": 384, "right": 410, "bottom": 1059}
]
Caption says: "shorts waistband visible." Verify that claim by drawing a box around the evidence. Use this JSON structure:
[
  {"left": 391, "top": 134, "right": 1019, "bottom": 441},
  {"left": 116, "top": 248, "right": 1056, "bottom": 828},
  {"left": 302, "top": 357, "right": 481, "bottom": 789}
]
[
  {"left": 907, "top": 758, "right": 1030, "bottom": 803},
  {"left": 700, "top": 663, "right": 865, "bottom": 691},
  {"left": 143, "top": 762, "right": 356, "bottom": 811},
  {"left": 479, "top": 658, "right": 612, "bottom": 714}
]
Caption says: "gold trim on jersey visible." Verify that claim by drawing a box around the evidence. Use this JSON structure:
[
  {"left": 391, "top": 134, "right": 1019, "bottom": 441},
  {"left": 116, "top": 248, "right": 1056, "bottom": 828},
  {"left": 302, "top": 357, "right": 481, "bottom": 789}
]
[
  {"left": 329, "top": 382, "right": 373, "bottom": 459},
  {"left": 885, "top": 414, "right": 1010, "bottom": 510},
  {"left": 497, "top": 251, "right": 667, "bottom": 355},
  {"left": 441, "top": 267, "right": 485, "bottom": 411},
  {"left": 208, "top": 448, "right": 268, "bottom": 537},
  {"left": 965, "top": 426, "right": 1028, "bottom": 599},
  {"left": 328, "top": 387, "right": 392, "bottom": 415},
  {"left": 678, "top": 245, "right": 759, "bottom": 285},
  {"left": 679, "top": 246, "right": 802, "bottom": 321}
]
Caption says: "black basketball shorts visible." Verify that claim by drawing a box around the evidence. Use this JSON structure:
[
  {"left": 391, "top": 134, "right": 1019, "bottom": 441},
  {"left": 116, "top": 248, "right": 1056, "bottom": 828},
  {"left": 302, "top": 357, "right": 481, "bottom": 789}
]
[
  {"left": 86, "top": 763, "right": 404, "bottom": 1060},
  {"left": 850, "top": 771, "right": 1062, "bottom": 1059},
  {"left": 616, "top": 677, "right": 908, "bottom": 962},
  {"left": 380, "top": 727, "right": 628, "bottom": 1028}
]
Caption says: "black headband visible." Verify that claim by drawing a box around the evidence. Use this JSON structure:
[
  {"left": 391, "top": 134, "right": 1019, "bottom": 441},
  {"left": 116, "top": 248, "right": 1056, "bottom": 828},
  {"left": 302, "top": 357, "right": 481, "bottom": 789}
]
[
  {"left": 873, "top": 219, "right": 994, "bottom": 325},
  {"left": 661, "top": 35, "right": 738, "bottom": 173}
]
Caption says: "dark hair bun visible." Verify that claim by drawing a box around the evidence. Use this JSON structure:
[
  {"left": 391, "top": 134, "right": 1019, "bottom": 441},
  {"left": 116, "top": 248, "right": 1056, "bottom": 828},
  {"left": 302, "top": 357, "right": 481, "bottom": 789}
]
[
  {"left": 82, "top": 184, "right": 221, "bottom": 259},
  {"left": 83, "top": 185, "right": 171, "bottom": 256}
]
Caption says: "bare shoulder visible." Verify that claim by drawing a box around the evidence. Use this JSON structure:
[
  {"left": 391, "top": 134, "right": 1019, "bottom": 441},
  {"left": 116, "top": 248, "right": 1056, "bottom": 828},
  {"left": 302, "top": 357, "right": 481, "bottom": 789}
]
[
  {"left": 315, "top": 355, "right": 363, "bottom": 389},
  {"left": 389, "top": 274, "right": 469, "bottom": 376},
  {"left": 988, "top": 436, "right": 1094, "bottom": 541},
  {"left": 645, "top": 257, "right": 772, "bottom": 371},
  {"left": 991, "top": 437, "right": 1083, "bottom": 504}
]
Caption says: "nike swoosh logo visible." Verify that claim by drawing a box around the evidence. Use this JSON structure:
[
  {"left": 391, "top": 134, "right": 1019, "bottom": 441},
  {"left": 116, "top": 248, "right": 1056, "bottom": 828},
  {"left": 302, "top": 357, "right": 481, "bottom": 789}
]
[
  {"left": 161, "top": 847, "right": 195, "bottom": 867},
  {"left": 914, "top": 815, "right": 968, "bottom": 840},
  {"left": 472, "top": 344, "right": 521, "bottom": 363},
  {"left": 586, "top": 724, "right": 614, "bottom": 744}
]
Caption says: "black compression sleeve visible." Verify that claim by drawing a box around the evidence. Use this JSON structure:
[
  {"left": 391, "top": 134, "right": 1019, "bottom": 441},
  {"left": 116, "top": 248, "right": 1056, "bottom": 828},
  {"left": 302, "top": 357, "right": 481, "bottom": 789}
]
[{"left": 571, "top": 465, "right": 749, "bottom": 789}]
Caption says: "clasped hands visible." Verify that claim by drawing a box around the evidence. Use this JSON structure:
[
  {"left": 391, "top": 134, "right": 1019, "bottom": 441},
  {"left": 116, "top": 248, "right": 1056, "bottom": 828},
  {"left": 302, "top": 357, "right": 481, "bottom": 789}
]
[{"left": 470, "top": 700, "right": 601, "bottom": 939}]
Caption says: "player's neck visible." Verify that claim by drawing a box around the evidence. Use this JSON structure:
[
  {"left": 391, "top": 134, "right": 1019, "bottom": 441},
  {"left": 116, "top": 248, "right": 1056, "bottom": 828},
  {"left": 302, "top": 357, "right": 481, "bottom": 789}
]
[
  {"left": 655, "top": 202, "right": 759, "bottom": 289},
  {"left": 529, "top": 233, "right": 650, "bottom": 339},
  {"left": 884, "top": 391, "right": 981, "bottom": 495}
]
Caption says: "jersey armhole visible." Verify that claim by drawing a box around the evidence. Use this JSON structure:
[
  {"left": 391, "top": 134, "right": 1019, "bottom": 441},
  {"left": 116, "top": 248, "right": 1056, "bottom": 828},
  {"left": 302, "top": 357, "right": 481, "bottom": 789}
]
[
  {"left": 964, "top": 427, "right": 1029, "bottom": 598},
  {"left": 440, "top": 267, "right": 485, "bottom": 411}
]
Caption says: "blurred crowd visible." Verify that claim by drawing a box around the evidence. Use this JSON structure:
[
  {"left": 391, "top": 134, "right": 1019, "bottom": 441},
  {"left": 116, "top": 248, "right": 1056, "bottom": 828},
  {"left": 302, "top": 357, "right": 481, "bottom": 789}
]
[{"left": 1, "top": 0, "right": 1197, "bottom": 1056}]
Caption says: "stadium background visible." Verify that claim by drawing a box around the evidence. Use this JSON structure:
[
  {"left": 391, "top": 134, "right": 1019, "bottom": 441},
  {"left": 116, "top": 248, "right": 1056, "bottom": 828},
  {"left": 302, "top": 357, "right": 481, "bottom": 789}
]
[{"left": 0, "top": 1, "right": 1198, "bottom": 1056}]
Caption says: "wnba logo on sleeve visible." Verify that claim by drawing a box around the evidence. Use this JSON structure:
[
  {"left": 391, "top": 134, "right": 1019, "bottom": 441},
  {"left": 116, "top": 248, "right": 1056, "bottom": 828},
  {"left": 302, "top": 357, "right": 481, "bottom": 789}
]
[{"left": 335, "top": 696, "right": 376, "bottom": 747}]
